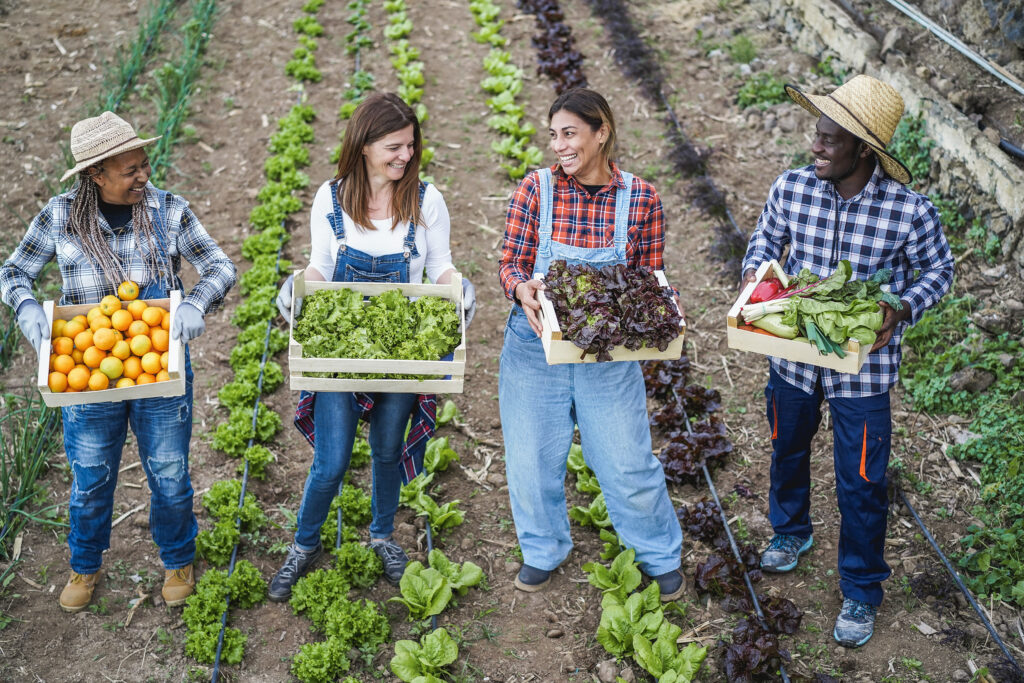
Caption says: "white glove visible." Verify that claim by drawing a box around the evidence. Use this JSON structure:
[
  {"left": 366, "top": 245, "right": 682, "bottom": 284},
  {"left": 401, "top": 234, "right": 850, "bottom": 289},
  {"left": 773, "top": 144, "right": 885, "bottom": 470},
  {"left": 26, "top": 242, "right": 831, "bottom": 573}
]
[
  {"left": 16, "top": 300, "right": 48, "bottom": 351},
  {"left": 171, "top": 302, "right": 205, "bottom": 343},
  {"left": 276, "top": 274, "right": 303, "bottom": 321},
  {"left": 462, "top": 278, "right": 476, "bottom": 328}
]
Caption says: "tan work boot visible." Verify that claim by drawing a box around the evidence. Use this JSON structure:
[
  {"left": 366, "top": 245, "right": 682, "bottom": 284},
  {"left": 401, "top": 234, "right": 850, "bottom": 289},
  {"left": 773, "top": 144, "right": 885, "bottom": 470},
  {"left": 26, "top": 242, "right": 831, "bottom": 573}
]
[
  {"left": 162, "top": 564, "right": 195, "bottom": 607},
  {"left": 59, "top": 570, "right": 101, "bottom": 613}
]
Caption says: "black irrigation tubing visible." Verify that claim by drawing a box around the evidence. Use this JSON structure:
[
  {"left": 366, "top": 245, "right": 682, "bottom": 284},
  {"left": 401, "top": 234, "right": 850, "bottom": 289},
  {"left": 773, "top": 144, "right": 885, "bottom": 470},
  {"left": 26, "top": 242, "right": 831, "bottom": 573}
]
[
  {"left": 669, "top": 385, "right": 792, "bottom": 683},
  {"left": 898, "top": 488, "right": 1024, "bottom": 676},
  {"left": 210, "top": 243, "right": 286, "bottom": 682}
]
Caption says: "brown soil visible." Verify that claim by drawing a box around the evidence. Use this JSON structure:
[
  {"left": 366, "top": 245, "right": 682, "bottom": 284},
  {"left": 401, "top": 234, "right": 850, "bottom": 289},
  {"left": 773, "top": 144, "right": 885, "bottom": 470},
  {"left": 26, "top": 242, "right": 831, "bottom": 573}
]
[{"left": 0, "top": 0, "right": 1022, "bottom": 681}]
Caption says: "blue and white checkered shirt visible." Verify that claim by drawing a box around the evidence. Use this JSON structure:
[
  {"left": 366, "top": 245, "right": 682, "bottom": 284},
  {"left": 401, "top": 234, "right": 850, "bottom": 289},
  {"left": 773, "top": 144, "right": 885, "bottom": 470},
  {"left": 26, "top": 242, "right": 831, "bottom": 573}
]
[
  {"left": 1, "top": 182, "right": 235, "bottom": 314},
  {"left": 742, "top": 163, "right": 954, "bottom": 398}
]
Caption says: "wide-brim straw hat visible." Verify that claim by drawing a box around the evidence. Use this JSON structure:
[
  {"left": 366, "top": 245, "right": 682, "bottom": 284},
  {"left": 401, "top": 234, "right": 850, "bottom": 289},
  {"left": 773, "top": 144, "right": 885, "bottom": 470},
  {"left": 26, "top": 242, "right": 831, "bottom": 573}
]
[
  {"left": 785, "top": 74, "right": 912, "bottom": 185},
  {"left": 60, "top": 111, "right": 160, "bottom": 183}
]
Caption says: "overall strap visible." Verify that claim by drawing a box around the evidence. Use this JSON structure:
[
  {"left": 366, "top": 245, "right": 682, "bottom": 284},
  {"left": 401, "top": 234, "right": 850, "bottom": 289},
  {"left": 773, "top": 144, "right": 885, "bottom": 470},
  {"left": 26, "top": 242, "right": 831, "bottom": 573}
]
[
  {"left": 402, "top": 181, "right": 428, "bottom": 260},
  {"left": 536, "top": 168, "right": 554, "bottom": 257},
  {"left": 327, "top": 180, "right": 346, "bottom": 243},
  {"left": 612, "top": 171, "right": 633, "bottom": 259}
]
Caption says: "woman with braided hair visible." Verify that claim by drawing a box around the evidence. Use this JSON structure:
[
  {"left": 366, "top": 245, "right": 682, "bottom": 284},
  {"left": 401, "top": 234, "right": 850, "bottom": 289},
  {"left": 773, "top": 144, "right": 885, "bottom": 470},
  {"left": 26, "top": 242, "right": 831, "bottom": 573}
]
[{"left": 0, "top": 111, "right": 236, "bottom": 613}]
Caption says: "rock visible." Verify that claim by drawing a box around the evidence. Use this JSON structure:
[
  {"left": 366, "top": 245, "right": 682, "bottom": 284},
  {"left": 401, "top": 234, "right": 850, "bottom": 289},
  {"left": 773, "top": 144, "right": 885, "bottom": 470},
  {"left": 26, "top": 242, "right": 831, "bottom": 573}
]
[
  {"left": 619, "top": 666, "right": 636, "bottom": 682},
  {"left": 952, "top": 670, "right": 970, "bottom": 682},
  {"left": 486, "top": 472, "right": 506, "bottom": 487},
  {"left": 834, "top": 645, "right": 846, "bottom": 656},
  {"left": 544, "top": 609, "right": 558, "bottom": 623},
  {"left": 560, "top": 654, "right": 575, "bottom": 673},
  {"left": 545, "top": 628, "right": 564, "bottom": 638},
  {"left": 980, "top": 264, "right": 1007, "bottom": 281},
  {"left": 973, "top": 308, "right": 1018, "bottom": 334},
  {"left": 707, "top": 48, "right": 725, "bottom": 59},
  {"left": 132, "top": 515, "right": 149, "bottom": 528},
  {"left": 949, "top": 367, "right": 996, "bottom": 393},
  {"left": 505, "top": 560, "right": 521, "bottom": 575},
  {"left": 762, "top": 114, "right": 778, "bottom": 132},
  {"left": 983, "top": 127, "right": 1002, "bottom": 146},
  {"left": 778, "top": 113, "right": 799, "bottom": 133},
  {"left": 915, "top": 65, "right": 932, "bottom": 80},
  {"left": 880, "top": 27, "right": 903, "bottom": 56},
  {"left": 902, "top": 558, "right": 916, "bottom": 574},
  {"left": 460, "top": 537, "right": 474, "bottom": 551},
  {"left": 596, "top": 659, "right": 619, "bottom": 683},
  {"left": 413, "top": 516, "right": 426, "bottom": 530},
  {"left": 738, "top": 63, "right": 752, "bottom": 77},
  {"left": 1010, "top": 389, "right": 1024, "bottom": 407},
  {"left": 998, "top": 353, "right": 1016, "bottom": 370},
  {"left": 397, "top": 522, "right": 416, "bottom": 537},
  {"left": 1005, "top": 298, "right": 1024, "bottom": 315},
  {"left": 930, "top": 76, "right": 953, "bottom": 94},
  {"left": 949, "top": 426, "right": 982, "bottom": 445}
]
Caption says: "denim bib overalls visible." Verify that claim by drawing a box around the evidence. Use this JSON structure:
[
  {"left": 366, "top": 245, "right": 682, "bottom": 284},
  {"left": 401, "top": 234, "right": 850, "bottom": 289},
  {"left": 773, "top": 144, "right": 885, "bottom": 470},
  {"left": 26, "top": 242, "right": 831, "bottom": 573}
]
[
  {"left": 293, "top": 181, "right": 426, "bottom": 549},
  {"left": 61, "top": 188, "right": 197, "bottom": 575},
  {"left": 498, "top": 168, "right": 682, "bottom": 576}
]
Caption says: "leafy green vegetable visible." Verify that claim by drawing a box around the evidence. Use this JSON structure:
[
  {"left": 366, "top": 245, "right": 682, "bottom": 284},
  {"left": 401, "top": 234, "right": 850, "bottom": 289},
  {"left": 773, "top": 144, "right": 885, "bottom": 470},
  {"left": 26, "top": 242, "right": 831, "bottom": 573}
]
[
  {"left": 240, "top": 444, "right": 274, "bottom": 480},
  {"left": 323, "top": 596, "right": 390, "bottom": 649},
  {"left": 186, "top": 622, "right": 246, "bottom": 665},
  {"left": 291, "top": 638, "right": 350, "bottom": 683},
  {"left": 202, "top": 479, "right": 267, "bottom": 531},
  {"left": 582, "top": 548, "right": 643, "bottom": 602},
  {"left": 596, "top": 583, "right": 680, "bottom": 658},
  {"left": 332, "top": 542, "right": 383, "bottom": 589},
  {"left": 388, "top": 564, "right": 453, "bottom": 620},
  {"left": 389, "top": 627, "right": 459, "bottom": 682},
  {"left": 436, "top": 399, "right": 460, "bottom": 427},
  {"left": 428, "top": 549, "right": 484, "bottom": 595},
  {"left": 633, "top": 633, "right": 706, "bottom": 681},
  {"left": 291, "top": 568, "right": 352, "bottom": 631},
  {"left": 424, "top": 436, "right": 459, "bottom": 473},
  {"left": 569, "top": 492, "right": 612, "bottom": 528},
  {"left": 401, "top": 473, "right": 466, "bottom": 530},
  {"left": 227, "top": 559, "right": 268, "bottom": 608}
]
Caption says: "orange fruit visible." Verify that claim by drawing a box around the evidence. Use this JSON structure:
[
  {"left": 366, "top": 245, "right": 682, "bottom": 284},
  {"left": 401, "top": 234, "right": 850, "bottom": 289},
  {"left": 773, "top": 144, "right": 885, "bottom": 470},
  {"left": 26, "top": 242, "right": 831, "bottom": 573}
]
[
  {"left": 88, "top": 371, "right": 109, "bottom": 391},
  {"left": 71, "top": 314, "right": 87, "bottom": 325},
  {"left": 161, "top": 310, "right": 170, "bottom": 331},
  {"left": 82, "top": 346, "right": 106, "bottom": 369},
  {"left": 71, "top": 348, "right": 84, "bottom": 364},
  {"left": 99, "top": 356, "right": 123, "bottom": 380},
  {"left": 48, "top": 353, "right": 57, "bottom": 370},
  {"left": 86, "top": 306, "right": 103, "bottom": 323},
  {"left": 115, "top": 377, "right": 135, "bottom": 388},
  {"left": 130, "top": 335, "right": 152, "bottom": 356},
  {"left": 52, "top": 319, "right": 67, "bottom": 338},
  {"left": 136, "top": 373, "right": 156, "bottom": 385},
  {"left": 48, "top": 371, "right": 68, "bottom": 393},
  {"left": 110, "top": 309, "right": 133, "bottom": 331},
  {"left": 93, "top": 328, "right": 116, "bottom": 351},
  {"left": 111, "top": 340, "right": 131, "bottom": 360},
  {"left": 141, "top": 306, "right": 164, "bottom": 328},
  {"left": 123, "top": 356, "right": 143, "bottom": 380},
  {"left": 63, "top": 320, "right": 86, "bottom": 338},
  {"left": 128, "top": 320, "right": 150, "bottom": 338},
  {"left": 140, "top": 351, "right": 162, "bottom": 375},
  {"left": 155, "top": 369, "right": 170, "bottom": 383},
  {"left": 150, "top": 328, "right": 169, "bottom": 352},
  {"left": 67, "top": 366, "right": 90, "bottom": 391},
  {"left": 160, "top": 351, "right": 169, "bottom": 369},
  {"left": 53, "top": 354, "right": 75, "bottom": 374},
  {"left": 74, "top": 329, "right": 94, "bottom": 350},
  {"left": 89, "top": 314, "right": 111, "bottom": 332},
  {"left": 99, "top": 295, "right": 122, "bottom": 316},
  {"left": 118, "top": 280, "right": 139, "bottom": 301},
  {"left": 53, "top": 336, "right": 74, "bottom": 356},
  {"left": 127, "top": 299, "right": 147, "bottom": 320}
]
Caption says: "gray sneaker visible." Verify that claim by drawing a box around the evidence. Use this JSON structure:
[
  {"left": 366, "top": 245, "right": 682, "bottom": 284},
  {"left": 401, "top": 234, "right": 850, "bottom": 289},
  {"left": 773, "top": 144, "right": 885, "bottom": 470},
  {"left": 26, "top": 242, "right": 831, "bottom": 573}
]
[
  {"left": 268, "top": 543, "right": 323, "bottom": 602},
  {"left": 760, "top": 533, "right": 813, "bottom": 573},
  {"left": 371, "top": 538, "right": 409, "bottom": 585},
  {"left": 833, "top": 598, "right": 877, "bottom": 647}
]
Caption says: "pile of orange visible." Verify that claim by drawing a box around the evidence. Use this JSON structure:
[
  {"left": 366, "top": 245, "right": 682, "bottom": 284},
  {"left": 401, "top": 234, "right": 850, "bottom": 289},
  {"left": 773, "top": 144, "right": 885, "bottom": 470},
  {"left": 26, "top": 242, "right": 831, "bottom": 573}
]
[{"left": 46, "top": 281, "right": 174, "bottom": 393}]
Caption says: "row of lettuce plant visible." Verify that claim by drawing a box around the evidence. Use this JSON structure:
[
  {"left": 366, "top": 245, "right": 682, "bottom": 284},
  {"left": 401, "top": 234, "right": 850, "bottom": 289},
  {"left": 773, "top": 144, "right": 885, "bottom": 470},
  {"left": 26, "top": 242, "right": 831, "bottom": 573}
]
[
  {"left": 468, "top": 0, "right": 544, "bottom": 180},
  {"left": 332, "top": 0, "right": 375, "bottom": 161},
  {"left": 382, "top": 0, "right": 435, "bottom": 179}
]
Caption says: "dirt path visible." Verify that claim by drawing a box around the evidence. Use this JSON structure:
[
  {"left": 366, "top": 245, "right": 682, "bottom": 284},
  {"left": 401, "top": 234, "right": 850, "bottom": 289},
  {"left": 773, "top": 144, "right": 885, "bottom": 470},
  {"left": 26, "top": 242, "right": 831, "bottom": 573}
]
[{"left": 1, "top": 0, "right": 1021, "bottom": 681}]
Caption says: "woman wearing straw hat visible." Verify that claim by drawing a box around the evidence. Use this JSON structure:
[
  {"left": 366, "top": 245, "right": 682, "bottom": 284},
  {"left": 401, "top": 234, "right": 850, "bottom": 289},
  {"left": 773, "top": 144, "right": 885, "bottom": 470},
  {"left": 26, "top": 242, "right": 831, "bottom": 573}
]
[
  {"left": 739, "top": 74, "right": 954, "bottom": 647},
  {"left": 0, "top": 111, "right": 236, "bottom": 612}
]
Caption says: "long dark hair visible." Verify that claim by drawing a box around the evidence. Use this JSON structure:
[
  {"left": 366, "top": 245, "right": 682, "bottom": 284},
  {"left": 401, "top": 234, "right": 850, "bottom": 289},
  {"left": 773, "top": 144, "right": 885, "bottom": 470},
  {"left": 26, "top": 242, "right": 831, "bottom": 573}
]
[
  {"left": 549, "top": 87, "right": 617, "bottom": 160},
  {"left": 334, "top": 93, "right": 422, "bottom": 230}
]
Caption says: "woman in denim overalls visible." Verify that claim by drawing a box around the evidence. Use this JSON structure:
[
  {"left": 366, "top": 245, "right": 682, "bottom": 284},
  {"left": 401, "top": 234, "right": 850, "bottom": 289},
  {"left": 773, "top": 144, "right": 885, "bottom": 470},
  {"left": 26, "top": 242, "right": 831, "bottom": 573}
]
[
  {"left": 498, "top": 89, "right": 685, "bottom": 599},
  {"left": 270, "top": 94, "right": 474, "bottom": 599},
  {"left": 0, "top": 111, "right": 236, "bottom": 613}
]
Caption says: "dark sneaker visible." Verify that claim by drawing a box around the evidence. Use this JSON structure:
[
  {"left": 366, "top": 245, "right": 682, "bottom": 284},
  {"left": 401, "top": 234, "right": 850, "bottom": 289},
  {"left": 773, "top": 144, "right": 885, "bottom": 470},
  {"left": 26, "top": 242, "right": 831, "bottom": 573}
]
[
  {"left": 833, "top": 598, "right": 877, "bottom": 647},
  {"left": 371, "top": 538, "right": 409, "bottom": 585},
  {"left": 513, "top": 564, "right": 551, "bottom": 592},
  {"left": 651, "top": 569, "right": 686, "bottom": 602},
  {"left": 268, "top": 543, "right": 323, "bottom": 602},
  {"left": 760, "top": 533, "right": 813, "bottom": 573}
]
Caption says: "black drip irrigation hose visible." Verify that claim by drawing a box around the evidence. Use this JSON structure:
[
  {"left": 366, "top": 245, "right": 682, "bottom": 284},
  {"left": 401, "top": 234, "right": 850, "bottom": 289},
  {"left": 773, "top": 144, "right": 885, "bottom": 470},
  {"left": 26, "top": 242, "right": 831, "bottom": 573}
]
[
  {"left": 898, "top": 488, "right": 1024, "bottom": 676},
  {"left": 210, "top": 244, "right": 286, "bottom": 682},
  {"left": 670, "top": 386, "right": 791, "bottom": 683}
]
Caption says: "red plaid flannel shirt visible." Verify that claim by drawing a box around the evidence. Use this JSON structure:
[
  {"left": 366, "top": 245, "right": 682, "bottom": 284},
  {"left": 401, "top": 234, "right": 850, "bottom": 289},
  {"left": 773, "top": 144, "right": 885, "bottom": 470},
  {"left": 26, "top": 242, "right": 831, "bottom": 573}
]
[{"left": 499, "top": 162, "right": 667, "bottom": 300}]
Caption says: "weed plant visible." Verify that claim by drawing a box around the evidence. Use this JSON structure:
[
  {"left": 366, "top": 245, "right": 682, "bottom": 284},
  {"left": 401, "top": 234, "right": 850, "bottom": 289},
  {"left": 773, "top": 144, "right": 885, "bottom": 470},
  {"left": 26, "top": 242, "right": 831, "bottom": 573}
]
[
  {"left": 98, "top": 0, "right": 182, "bottom": 113},
  {"left": 887, "top": 113, "right": 933, "bottom": 187},
  {"left": 736, "top": 72, "right": 786, "bottom": 109}
]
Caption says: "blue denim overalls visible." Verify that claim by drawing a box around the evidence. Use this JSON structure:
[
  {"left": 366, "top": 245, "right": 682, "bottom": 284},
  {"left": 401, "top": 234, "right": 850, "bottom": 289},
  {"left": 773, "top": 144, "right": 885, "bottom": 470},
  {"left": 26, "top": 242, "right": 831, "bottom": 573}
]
[
  {"left": 498, "top": 168, "right": 682, "bottom": 575},
  {"left": 61, "top": 188, "right": 197, "bottom": 575},
  {"left": 293, "top": 181, "right": 425, "bottom": 549}
]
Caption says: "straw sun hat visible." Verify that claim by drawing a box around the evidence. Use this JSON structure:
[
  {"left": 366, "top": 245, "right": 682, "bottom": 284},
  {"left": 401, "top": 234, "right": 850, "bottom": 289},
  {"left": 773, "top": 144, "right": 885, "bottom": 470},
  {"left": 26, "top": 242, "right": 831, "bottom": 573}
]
[
  {"left": 785, "top": 74, "right": 913, "bottom": 185},
  {"left": 60, "top": 111, "right": 160, "bottom": 183}
]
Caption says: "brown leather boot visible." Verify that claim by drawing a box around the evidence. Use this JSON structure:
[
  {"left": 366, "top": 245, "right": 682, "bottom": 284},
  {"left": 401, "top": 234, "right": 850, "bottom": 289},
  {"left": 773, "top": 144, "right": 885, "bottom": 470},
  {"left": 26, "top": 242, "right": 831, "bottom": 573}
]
[
  {"left": 59, "top": 570, "right": 101, "bottom": 613},
  {"left": 162, "top": 564, "right": 195, "bottom": 607}
]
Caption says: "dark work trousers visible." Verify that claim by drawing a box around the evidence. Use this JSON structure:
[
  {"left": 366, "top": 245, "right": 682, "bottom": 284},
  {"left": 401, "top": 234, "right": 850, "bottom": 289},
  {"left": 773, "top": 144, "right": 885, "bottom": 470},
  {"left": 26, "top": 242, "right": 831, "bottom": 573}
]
[{"left": 765, "top": 367, "right": 893, "bottom": 606}]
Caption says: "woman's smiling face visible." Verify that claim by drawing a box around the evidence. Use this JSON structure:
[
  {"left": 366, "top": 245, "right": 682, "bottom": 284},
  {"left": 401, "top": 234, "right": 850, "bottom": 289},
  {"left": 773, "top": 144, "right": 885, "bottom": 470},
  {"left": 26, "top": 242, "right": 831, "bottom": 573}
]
[
  {"left": 363, "top": 125, "right": 416, "bottom": 184},
  {"left": 93, "top": 148, "right": 151, "bottom": 205},
  {"left": 549, "top": 110, "right": 609, "bottom": 185}
]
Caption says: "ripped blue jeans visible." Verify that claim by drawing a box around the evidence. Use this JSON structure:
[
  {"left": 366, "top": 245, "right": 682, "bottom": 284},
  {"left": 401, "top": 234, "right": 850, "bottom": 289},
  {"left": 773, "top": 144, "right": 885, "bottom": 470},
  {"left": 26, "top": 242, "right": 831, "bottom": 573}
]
[{"left": 60, "top": 361, "right": 196, "bottom": 574}]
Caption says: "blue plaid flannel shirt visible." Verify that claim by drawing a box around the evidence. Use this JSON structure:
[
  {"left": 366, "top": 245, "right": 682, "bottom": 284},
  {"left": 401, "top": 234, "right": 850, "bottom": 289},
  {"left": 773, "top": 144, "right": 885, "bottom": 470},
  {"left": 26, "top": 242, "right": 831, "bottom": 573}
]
[
  {"left": 1, "top": 182, "right": 235, "bottom": 313},
  {"left": 742, "top": 163, "right": 954, "bottom": 399}
]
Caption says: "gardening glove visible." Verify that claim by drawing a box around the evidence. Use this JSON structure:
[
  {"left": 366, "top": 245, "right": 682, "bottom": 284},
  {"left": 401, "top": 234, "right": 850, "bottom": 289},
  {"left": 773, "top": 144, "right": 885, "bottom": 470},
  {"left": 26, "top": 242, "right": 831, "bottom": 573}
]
[
  {"left": 16, "top": 299, "right": 48, "bottom": 352},
  {"left": 276, "top": 273, "right": 303, "bottom": 321},
  {"left": 461, "top": 277, "right": 476, "bottom": 328},
  {"left": 171, "top": 302, "right": 205, "bottom": 344}
]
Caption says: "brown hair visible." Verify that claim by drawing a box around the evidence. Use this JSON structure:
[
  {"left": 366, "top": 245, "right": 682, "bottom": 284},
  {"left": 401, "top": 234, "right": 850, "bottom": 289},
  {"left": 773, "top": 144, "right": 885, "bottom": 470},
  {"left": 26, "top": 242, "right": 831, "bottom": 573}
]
[
  {"left": 548, "top": 88, "right": 617, "bottom": 160},
  {"left": 334, "top": 93, "right": 422, "bottom": 231}
]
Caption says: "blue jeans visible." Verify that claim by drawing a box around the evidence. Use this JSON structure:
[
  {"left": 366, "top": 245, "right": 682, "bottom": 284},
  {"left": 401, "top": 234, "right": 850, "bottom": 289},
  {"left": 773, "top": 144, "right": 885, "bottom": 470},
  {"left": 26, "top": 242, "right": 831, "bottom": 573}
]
[
  {"left": 294, "top": 391, "right": 417, "bottom": 549},
  {"left": 499, "top": 306, "right": 682, "bottom": 575},
  {"left": 60, "top": 360, "right": 196, "bottom": 574},
  {"left": 765, "top": 367, "right": 892, "bottom": 605}
]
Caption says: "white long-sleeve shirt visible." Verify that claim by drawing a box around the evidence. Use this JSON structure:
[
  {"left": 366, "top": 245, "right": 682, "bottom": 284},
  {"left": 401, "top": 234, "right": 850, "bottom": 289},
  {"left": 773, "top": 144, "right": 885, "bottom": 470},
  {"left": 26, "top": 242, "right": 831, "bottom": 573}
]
[{"left": 307, "top": 180, "right": 454, "bottom": 283}]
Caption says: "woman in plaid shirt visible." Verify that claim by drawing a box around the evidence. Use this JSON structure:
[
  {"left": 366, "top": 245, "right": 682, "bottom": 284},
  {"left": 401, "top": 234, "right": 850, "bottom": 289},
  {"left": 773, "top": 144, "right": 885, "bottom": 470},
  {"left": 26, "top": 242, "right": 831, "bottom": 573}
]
[
  {"left": 0, "top": 112, "right": 236, "bottom": 613},
  {"left": 498, "top": 88, "right": 684, "bottom": 600}
]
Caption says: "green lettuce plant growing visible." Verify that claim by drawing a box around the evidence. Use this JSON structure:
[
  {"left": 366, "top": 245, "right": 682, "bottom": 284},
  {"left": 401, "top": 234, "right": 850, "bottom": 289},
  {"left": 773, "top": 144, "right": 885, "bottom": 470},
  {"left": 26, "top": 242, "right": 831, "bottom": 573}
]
[{"left": 389, "top": 627, "right": 459, "bottom": 682}]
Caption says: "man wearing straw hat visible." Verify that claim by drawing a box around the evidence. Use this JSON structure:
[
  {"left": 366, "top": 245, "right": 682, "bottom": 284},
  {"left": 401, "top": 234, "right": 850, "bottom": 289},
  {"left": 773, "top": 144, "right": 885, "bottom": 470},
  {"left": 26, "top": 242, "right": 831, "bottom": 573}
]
[
  {"left": 739, "top": 75, "right": 954, "bottom": 647},
  {"left": 0, "top": 111, "right": 236, "bottom": 612}
]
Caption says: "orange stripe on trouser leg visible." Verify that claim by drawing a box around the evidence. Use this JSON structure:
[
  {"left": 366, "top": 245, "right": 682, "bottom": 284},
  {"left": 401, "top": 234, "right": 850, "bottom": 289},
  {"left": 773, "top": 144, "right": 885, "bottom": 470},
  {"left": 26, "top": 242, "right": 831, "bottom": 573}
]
[
  {"left": 771, "top": 397, "right": 778, "bottom": 440},
  {"left": 859, "top": 422, "right": 870, "bottom": 482}
]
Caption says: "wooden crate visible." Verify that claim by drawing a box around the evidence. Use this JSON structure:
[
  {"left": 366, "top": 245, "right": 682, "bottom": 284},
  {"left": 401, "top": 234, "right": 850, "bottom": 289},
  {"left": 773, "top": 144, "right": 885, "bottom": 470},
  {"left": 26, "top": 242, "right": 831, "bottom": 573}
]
[
  {"left": 726, "top": 259, "right": 869, "bottom": 373},
  {"left": 537, "top": 270, "right": 686, "bottom": 364},
  {"left": 288, "top": 271, "right": 466, "bottom": 393},
  {"left": 36, "top": 290, "right": 186, "bottom": 407}
]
